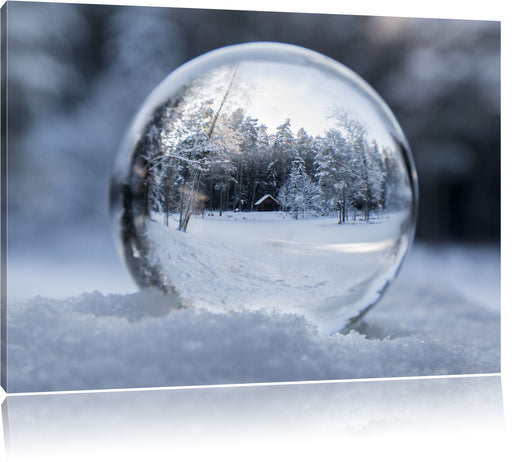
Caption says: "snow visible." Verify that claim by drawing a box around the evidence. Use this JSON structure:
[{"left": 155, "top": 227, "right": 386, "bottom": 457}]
[
  {"left": 5, "top": 237, "right": 499, "bottom": 393},
  {"left": 254, "top": 194, "right": 278, "bottom": 205},
  {"left": 146, "top": 211, "right": 410, "bottom": 335}
]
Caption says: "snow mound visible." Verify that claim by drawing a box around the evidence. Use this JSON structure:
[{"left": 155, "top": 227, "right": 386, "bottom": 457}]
[{"left": 7, "top": 262, "right": 499, "bottom": 392}]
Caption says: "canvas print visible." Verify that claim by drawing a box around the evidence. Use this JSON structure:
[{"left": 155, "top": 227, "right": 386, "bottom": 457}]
[{"left": 0, "top": 1, "right": 500, "bottom": 393}]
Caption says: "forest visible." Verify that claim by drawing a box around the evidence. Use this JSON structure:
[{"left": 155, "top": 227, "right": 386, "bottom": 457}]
[{"left": 134, "top": 70, "right": 409, "bottom": 233}]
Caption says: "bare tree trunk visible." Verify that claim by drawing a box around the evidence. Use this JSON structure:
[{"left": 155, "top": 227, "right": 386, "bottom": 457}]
[
  {"left": 219, "top": 187, "right": 223, "bottom": 217},
  {"left": 208, "top": 67, "right": 239, "bottom": 139},
  {"left": 178, "top": 178, "right": 187, "bottom": 231},
  {"left": 250, "top": 184, "right": 257, "bottom": 212},
  {"left": 342, "top": 187, "right": 346, "bottom": 223},
  {"left": 178, "top": 171, "right": 202, "bottom": 232},
  {"left": 177, "top": 66, "right": 239, "bottom": 232}
]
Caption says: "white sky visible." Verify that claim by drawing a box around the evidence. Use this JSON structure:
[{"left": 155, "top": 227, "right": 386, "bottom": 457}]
[
  {"left": 228, "top": 60, "right": 397, "bottom": 147},
  {"left": 238, "top": 62, "right": 335, "bottom": 135}
]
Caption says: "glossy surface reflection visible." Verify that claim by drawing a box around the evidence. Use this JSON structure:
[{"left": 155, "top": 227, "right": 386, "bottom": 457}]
[
  {"left": 110, "top": 42, "right": 418, "bottom": 333},
  {"left": 2, "top": 376, "right": 504, "bottom": 461}
]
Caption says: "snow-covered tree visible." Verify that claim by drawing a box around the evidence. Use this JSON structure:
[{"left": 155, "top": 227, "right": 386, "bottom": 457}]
[
  {"left": 327, "top": 110, "right": 388, "bottom": 222},
  {"left": 365, "top": 140, "right": 387, "bottom": 214},
  {"left": 271, "top": 119, "right": 297, "bottom": 190},
  {"left": 295, "top": 127, "right": 317, "bottom": 178},
  {"left": 232, "top": 114, "right": 258, "bottom": 211},
  {"left": 315, "top": 129, "right": 354, "bottom": 223},
  {"left": 279, "top": 154, "right": 322, "bottom": 219},
  {"left": 246, "top": 124, "right": 272, "bottom": 211},
  {"left": 142, "top": 65, "right": 242, "bottom": 230}
]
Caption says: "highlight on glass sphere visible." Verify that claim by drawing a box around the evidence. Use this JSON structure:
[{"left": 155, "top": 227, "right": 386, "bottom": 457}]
[{"left": 110, "top": 42, "right": 418, "bottom": 335}]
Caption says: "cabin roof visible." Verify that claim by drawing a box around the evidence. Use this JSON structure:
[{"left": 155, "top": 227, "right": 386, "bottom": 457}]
[{"left": 254, "top": 194, "right": 278, "bottom": 205}]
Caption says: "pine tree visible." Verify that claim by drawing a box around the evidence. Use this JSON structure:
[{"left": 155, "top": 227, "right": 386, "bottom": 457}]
[
  {"left": 279, "top": 153, "right": 321, "bottom": 219},
  {"left": 315, "top": 129, "right": 354, "bottom": 223},
  {"left": 295, "top": 127, "right": 317, "bottom": 177},
  {"left": 272, "top": 119, "right": 297, "bottom": 191}
]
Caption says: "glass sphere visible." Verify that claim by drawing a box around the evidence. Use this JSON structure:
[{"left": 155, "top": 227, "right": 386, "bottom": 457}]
[{"left": 109, "top": 42, "right": 418, "bottom": 335}]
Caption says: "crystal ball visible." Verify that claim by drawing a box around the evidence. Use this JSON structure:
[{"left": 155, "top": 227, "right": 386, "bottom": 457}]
[{"left": 109, "top": 42, "right": 418, "bottom": 335}]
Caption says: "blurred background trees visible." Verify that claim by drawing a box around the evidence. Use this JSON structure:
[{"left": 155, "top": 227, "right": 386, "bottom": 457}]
[{"left": 6, "top": 2, "right": 500, "bottom": 256}]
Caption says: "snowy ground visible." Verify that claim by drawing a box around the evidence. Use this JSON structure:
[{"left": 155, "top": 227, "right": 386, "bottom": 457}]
[
  {"left": 6, "top": 232, "right": 500, "bottom": 392},
  {"left": 147, "top": 211, "right": 410, "bottom": 334}
]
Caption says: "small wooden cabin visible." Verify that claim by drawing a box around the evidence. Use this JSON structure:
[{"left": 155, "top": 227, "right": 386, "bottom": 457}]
[{"left": 254, "top": 194, "right": 279, "bottom": 212}]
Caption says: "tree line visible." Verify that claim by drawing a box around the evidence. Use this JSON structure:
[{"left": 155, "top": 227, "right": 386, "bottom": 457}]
[{"left": 134, "top": 75, "right": 407, "bottom": 232}]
